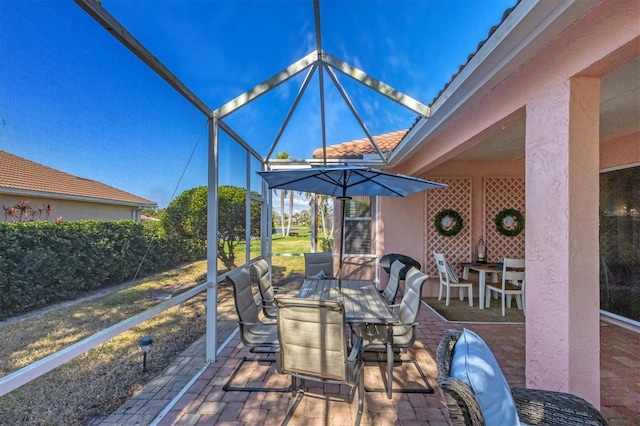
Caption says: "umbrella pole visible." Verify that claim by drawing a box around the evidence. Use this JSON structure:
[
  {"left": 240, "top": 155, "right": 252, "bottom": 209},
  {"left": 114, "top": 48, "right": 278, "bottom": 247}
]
[{"left": 337, "top": 196, "right": 351, "bottom": 293}]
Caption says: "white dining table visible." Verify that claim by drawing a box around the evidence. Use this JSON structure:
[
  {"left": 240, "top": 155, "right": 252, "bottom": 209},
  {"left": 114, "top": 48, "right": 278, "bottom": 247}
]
[
  {"left": 298, "top": 278, "right": 397, "bottom": 399},
  {"left": 461, "top": 262, "right": 502, "bottom": 309}
]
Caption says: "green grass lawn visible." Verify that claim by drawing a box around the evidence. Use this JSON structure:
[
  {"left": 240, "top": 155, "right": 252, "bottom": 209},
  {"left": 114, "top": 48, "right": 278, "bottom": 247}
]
[
  {"left": 0, "top": 261, "right": 210, "bottom": 425},
  {"left": 240, "top": 226, "right": 333, "bottom": 279},
  {"left": 0, "top": 228, "right": 331, "bottom": 424}
]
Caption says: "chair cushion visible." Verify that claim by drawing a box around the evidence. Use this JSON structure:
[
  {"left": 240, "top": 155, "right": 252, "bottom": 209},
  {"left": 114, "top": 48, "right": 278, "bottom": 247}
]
[
  {"left": 446, "top": 262, "right": 459, "bottom": 283},
  {"left": 306, "top": 270, "right": 326, "bottom": 279},
  {"left": 450, "top": 328, "right": 520, "bottom": 426}
]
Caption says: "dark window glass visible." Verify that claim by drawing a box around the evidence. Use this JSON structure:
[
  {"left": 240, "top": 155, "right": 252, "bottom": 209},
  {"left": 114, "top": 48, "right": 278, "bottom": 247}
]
[
  {"left": 344, "top": 196, "right": 372, "bottom": 255},
  {"left": 600, "top": 166, "right": 640, "bottom": 322}
]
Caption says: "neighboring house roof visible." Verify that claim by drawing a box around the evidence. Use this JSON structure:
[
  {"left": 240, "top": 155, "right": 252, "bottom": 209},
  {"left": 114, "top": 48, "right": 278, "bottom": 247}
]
[
  {"left": 0, "top": 150, "right": 156, "bottom": 207},
  {"left": 312, "top": 129, "right": 409, "bottom": 159}
]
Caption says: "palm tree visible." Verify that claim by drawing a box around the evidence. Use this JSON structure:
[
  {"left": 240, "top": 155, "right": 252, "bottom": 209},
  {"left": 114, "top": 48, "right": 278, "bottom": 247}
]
[
  {"left": 286, "top": 189, "right": 297, "bottom": 236},
  {"left": 304, "top": 192, "right": 334, "bottom": 243},
  {"left": 276, "top": 151, "right": 289, "bottom": 237}
]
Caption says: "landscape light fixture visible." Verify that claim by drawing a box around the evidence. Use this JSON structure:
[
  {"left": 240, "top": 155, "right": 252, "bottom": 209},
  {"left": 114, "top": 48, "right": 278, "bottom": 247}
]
[{"left": 138, "top": 336, "right": 154, "bottom": 373}]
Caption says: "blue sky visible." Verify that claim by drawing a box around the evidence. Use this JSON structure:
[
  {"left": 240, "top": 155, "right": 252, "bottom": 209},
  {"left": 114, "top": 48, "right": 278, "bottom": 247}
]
[{"left": 0, "top": 0, "right": 515, "bottom": 209}]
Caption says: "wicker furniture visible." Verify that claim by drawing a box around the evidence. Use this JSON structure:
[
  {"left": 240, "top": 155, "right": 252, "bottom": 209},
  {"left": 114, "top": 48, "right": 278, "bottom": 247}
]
[
  {"left": 275, "top": 297, "right": 364, "bottom": 425},
  {"left": 436, "top": 329, "right": 608, "bottom": 425}
]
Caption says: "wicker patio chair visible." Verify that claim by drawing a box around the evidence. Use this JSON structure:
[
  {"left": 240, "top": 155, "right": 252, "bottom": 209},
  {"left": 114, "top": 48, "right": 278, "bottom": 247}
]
[
  {"left": 436, "top": 329, "right": 608, "bottom": 425},
  {"left": 275, "top": 297, "right": 364, "bottom": 425},
  {"left": 223, "top": 268, "right": 290, "bottom": 392}
]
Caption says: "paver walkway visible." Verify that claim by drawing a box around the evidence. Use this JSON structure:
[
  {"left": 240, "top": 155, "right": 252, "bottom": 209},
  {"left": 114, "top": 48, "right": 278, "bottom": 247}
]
[{"left": 97, "top": 283, "right": 240, "bottom": 425}]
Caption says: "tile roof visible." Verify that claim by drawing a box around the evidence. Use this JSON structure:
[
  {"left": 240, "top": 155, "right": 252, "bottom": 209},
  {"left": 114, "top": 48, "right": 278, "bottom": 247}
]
[
  {"left": 312, "top": 129, "right": 408, "bottom": 159},
  {"left": 312, "top": 4, "right": 520, "bottom": 161},
  {"left": 0, "top": 150, "right": 156, "bottom": 206},
  {"left": 428, "top": 2, "right": 520, "bottom": 106}
]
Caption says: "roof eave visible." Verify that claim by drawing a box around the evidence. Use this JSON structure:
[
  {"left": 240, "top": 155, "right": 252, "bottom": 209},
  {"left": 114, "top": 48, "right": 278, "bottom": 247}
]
[
  {"left": 0, "top": 188, "right": 157, "bottom": 208},
  {"left": 387, "top": 0, "right": 600, "bottom": 169}
]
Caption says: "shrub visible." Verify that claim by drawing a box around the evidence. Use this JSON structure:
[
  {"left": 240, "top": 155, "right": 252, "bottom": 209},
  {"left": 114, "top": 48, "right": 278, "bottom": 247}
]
[{"left": 0, "top": 220, "right": 187, "bottom": 319}]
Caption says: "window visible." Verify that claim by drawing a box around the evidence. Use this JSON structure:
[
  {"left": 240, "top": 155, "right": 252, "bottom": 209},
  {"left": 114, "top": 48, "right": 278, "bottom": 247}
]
[
  {"left": 344, "top": 196, "right": 374, "bottom": 255},
  {"left": 600, "top": 165, "right": 640, "bottom": 322}
]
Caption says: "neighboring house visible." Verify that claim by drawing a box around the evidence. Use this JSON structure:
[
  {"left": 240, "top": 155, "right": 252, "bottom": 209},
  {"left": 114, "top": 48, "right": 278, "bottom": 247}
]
[{"left": 0, "top": 150, "right": 156, "bottom": 222}]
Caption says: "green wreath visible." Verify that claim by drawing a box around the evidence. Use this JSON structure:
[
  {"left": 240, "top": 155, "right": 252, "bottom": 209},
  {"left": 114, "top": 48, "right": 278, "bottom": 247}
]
[
  {"left": 495, "top": 208, "right": 525, "bottom": 237},
  {"left": 434, "top": 209, "right": 463, "bottom": 237}
]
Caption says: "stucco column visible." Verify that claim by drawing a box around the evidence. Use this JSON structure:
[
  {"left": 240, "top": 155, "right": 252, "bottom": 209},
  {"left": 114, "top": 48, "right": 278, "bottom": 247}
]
[{"left": 525, "top": 77, "right": 601, "bottom": 406}]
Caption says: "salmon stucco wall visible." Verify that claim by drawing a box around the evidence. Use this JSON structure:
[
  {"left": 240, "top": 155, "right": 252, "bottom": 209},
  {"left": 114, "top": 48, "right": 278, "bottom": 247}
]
[
  {"left": 377, "top": 191, "right": 427, "bottom": 289},
  {"left": 379, "top": 159, "right": 524, "bottom": 296},
  {"left": 600, "top": 131, "right": 640, "bottom": 170}
]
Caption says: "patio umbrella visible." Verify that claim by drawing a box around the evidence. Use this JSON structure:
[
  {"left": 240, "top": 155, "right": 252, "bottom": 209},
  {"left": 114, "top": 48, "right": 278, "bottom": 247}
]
[{"left": 258, "top": 165, "right": 446, "bottom": 290}]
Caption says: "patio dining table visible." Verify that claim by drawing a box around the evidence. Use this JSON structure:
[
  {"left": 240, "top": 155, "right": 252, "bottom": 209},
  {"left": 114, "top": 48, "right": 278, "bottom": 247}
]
[
  {"left": 461, "top": 262, "right": 502, "bottom": 309},
  {"left": 298, "top": 278, "right": 397, "bottom": 399}
]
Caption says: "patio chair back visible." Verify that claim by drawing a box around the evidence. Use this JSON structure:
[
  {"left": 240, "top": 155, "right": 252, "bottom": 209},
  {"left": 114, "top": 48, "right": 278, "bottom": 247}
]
[
  {"left": 228, "top": 268, "right": 259, "bottom": 324},
  {"left": 275, "top": 297, "right": 364, "bottom": 422},
  {"left": 397, "top": 267, "right": 429, "bottom": 338},
  {"left": 226, "top": 268, "right": 278, "bottom": 349},
  {"left": 361, "top": 267, "right": 429, "bottom": 350},
  {"left": 380, "top": 259, "right": 404, "bottom": 304},
  {"left": 275, "top": 297, "right": 355, "bottom": 382},
  {"left": 304, "top": 252, "right": 334, "bottom": 278},
  {"left": 252, "top": 259, "right": 277, "bottom": 319},
  {"left": 485, "top": 258, "right": 525, "bottom": 316}
]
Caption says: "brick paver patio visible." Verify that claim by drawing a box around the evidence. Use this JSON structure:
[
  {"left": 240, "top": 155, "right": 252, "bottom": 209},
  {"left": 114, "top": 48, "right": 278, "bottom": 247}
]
[{"left": 100, "top": 279, "right": 640, "bottom": 425}]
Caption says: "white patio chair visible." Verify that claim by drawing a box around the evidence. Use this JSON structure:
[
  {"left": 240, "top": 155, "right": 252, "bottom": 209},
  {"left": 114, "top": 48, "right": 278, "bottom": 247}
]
[
  {"left": 433, "top": 252, "right": 474, "bottom": 306},
  {"left": 485, "top": 258, "right": 525, "bottom": 316}
]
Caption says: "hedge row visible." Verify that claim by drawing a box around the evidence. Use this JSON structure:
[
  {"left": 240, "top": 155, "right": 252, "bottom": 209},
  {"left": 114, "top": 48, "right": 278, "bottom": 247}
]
[{"left": 0, "top": 220, "right": 197, "bottom": 319}]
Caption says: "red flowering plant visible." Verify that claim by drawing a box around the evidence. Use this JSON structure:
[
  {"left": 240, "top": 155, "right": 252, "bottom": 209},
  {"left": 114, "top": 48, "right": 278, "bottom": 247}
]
[{"left": 2, "top": 200, "right": 60, "bottom": 222}]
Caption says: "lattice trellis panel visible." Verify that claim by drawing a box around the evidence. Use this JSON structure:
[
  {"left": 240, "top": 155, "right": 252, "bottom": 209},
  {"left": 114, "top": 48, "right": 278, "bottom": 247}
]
[
  {"left": 484, "top": 177, "right": 525, "bottom": 262},
  {"left": 425, "top": 177, "right": 472, "bottom": 277}
]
